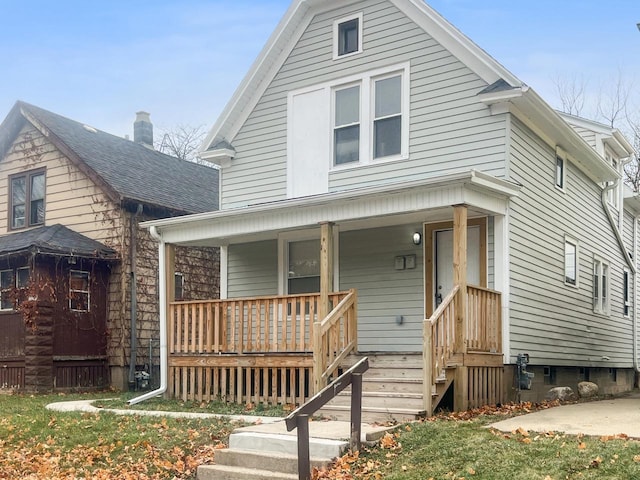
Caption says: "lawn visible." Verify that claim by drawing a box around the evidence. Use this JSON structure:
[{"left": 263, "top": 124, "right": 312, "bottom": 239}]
[
  {"left": 0, "top": 391, "right": 242, "bottom": 479},
  {"left": 3, "top": 394, "right": 640, "bottom": 480}
]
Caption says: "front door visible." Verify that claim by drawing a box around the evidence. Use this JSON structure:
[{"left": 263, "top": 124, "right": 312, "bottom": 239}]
[{"left": 425, "top": 218, "right": 487, "bottom": 316}]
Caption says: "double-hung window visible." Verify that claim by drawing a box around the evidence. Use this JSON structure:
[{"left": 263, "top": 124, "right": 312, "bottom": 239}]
[
  {"left": 593, "top": 257, "right": 609, "bottom": 315},
  {"left": 9, "top": 169, "right": 45, "bottom": 230},
  {"left": 373, "top": 75, "right": 402, "bottom": 159},
  {"left": 70, "top": 270, "right": 90, "bottom": 312},
  {"left": 623, "top": 268, "right": 631, "bottom": 317},
  {"left": 334, "top": 85, "right": 360, "bottom": 165},
  {"left": 0, "top": 267, "right": 30, "bottom": 311},
  {"left": 605, "top": 151, "right": 619, "bottom": 209},
  {"left": 331, "top": 63, "right": 409, "bottom": 168}
]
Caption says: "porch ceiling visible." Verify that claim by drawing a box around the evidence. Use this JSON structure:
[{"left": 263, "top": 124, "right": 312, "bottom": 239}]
[{"left": 143, "top": 170, "right": 520, "bottom": 247}]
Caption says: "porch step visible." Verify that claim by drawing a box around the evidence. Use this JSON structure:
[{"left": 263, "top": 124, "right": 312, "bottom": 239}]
[
  {"left": 198, "top": 464, "right": 298, "bottom": 480},
  {"left": 318, "top": 405, "right": 425, "bottom": 423},
  {"left": 207, "top": 449, "right": 329, "bottom": 476},
  {"left": 328, "top": 391, "right": 424, "bottom": 410}
]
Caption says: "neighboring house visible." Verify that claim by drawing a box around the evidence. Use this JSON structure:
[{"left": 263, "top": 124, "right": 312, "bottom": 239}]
[
  {"left": 142, "top": 0, "right": 638, "bottom": 416},
  {"left": 0, "top": 102, "right": 219, "bottom": 392}
]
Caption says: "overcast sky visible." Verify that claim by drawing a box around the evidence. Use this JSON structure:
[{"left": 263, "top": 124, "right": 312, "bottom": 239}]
[{"left": 1, "top": 0, "right": 638, "bottom": 139}]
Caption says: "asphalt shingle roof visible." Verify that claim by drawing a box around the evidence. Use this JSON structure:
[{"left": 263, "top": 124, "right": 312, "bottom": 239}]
[
  {"left": 0, "top": 224, "right": 118, "bottom": 259},
  {"left": 15, "top": 102, "right": 219, "bottom": 214}
]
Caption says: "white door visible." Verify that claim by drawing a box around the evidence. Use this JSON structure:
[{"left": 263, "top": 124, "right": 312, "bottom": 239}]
[
  {"left": 434, "top": 226, "right": 480, "bottom": 306},
  {"left": 288, "top": 88, "right": 329, "bottom": 198}
]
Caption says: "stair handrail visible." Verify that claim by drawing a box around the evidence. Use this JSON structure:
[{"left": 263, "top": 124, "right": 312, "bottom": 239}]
[
  {"left": 423, "top": 285, "right": 459, "bottom": 415},
  {"left": 285, "top": 356, "right": 369, "bottom": 480}
]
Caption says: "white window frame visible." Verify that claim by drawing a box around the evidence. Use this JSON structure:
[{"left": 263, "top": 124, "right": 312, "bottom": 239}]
[
  {"left": 330, "top": 62, "right": 410, "bottom": 170},
  {"left": 277, "top": 229, "right": 340, "bottom": 295},
  {"left": 333, "top": 13, "right": 363, "bottom": 60},
  {"left": 555, "top": 148, "right": 567, "bottom": 192},
  {"left": 69, "top": 270, "right": 90, "bottom": 312},
  {"left": 623, "top": 268, "right": 631, "bottom": 318},
  {"left": 372, "top": 72, "right": 404, "bottom": 160},
  {"left": 332, "top": 82, "right": 361, "bottom": 166},
  {"left": 593, "top": 256, "right": 609, "bottom": 315},
  {"left": 605, "top": 150, "right": 620, "bottom": 209},
  {"left": 564, "top": 236, "right": 578, "bottom": 287}
]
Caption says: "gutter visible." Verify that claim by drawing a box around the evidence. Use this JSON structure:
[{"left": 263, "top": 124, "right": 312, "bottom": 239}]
[{"left": 128, "top": 225, "right": 167, "bottom": 405}]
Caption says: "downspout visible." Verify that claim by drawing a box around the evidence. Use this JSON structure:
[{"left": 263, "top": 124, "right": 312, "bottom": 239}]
[
  {"left": 128, "top": 225, "right": 167, "bottom": 404},
  {"left": 634, "top": 214, "right": 640, "bottom": 373},
  {"left": 128, "top": 204, "right": 143, "bottom": 389},
  {"left": 602, "top": 182, "right": 639, "bottom": 375}
]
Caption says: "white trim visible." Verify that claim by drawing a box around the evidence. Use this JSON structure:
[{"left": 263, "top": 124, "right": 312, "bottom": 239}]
[
  {"left": 555, "top": 147, "right": 567, "bottom": 193},
  {"left": 593, "top": 255, "right": 610, "bottom": 316},
  {"left": 564, "top": 235, "right": 579, "bottom": 288},
  {"left": 333, "top": 12, "right": 363, "bottom": 60},
  {"left": 623, "top": 266, "right": 631, "bottom": 318},
  {"left": 494, "top": 214, "right": 510, "bottom": 363}
]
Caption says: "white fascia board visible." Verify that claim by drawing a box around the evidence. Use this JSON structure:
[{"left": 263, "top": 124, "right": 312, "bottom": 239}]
[
  {"left": 559, "top": 111, "right": 635, "bottom": 158},
  {"left": 142, "top": 171, "right": 519, "bottom": 245},
  {"left": 198, "top": 148, "right": 235, "bottom": 168},
  {"left": 483, "top": 88, "right": 620, "bottom": 183}
]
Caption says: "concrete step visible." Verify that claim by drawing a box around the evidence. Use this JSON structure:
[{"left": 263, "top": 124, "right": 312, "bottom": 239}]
[
  {"left": 198, "top": 464, "right": 297, "bottom": 480},
  {"left": 230, "top": 431, "right": 347, "bottom": 459},
  {"left": 214, "top": 448, "right": 330, "bottom": 475},
  {"left": 318, "top": 405, "right": 425, "bottom": 423}
]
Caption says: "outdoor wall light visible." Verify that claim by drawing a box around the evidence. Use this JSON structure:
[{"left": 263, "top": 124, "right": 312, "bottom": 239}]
[{"left": 412, "top": 232, "right": 422, "bottom": 245}]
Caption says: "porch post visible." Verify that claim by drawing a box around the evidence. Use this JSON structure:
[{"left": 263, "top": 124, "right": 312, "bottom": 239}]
[
  {"left": 164, "top": 243, "right": 175, "bottom": 398},
  {"left": 453, "top": 205, "right": 468, "bottom": 411},
  {"left": 319, "top": 222, "right": 334, "bottom": 320},
  {"left": 315, "top": 222, "right": 334, "bottom": 394}
]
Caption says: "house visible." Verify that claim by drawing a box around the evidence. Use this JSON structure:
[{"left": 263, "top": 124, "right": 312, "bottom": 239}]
[
  {"left": 141, "top": 0, "right": 638, "bottom": 416},
  {"left": 0, "top": 102, "right": 219, "bottom": 392}
]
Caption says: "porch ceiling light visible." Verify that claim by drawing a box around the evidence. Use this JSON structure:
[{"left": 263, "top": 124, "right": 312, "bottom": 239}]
[{"left": 413, "top": 232, "right": 422, "bottom": 245}]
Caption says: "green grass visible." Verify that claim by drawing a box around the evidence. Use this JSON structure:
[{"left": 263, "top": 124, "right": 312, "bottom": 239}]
[
  {"left": 344, "top": 415, "right": 640, "bottom": 480},
  {"left": 94, "top": 391, "right": 287, "bottom": 417},
  {"left": 0, "top": 392, "right": 241, "bottom": 479}
]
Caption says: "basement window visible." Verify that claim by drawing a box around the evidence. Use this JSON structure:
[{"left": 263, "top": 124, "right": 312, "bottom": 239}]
[{"left": 543, "top": 366, "right": 556, "bottom": 385}]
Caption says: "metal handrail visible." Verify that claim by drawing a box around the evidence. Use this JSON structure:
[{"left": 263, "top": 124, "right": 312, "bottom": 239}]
[{"left": 284, "top": 357, "right": 369, "bottom": 480}]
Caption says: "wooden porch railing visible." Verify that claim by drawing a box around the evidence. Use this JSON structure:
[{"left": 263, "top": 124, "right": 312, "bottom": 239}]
[
  {"left": 312, "top": 289, "right": 358, "bottom": 394},
  {"left": 423, "top": 284, "right": 502, "bottom": 414},
  {"left": 169, "top": 291, "right": 349, "bottom": 355},
  {"left": 168, "top": 290, "right": 357, "bottom": 404}
]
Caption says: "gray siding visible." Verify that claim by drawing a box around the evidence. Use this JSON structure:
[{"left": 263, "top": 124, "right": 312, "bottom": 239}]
[
  {"left": 222, "top": 0, "right": 507, "bottom": 209},
  {"left": 568, "top": 124, "right": 597, "bottom": 149},
  {"left": 340, "top": 224, "right": 424, "bottom": 352},
  {"left": 227, "top": 240, "right": 278, "bottom": 298},
  {"left": 508, "top": 117, "right": 633, "bottom": 367}
]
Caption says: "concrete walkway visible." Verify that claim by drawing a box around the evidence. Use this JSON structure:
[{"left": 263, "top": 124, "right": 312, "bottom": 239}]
[
  {"left": 490, "top": 395, "right": 640, "bottom": 438},
  {"left": 45, "top": 399, "right": 282, "bottom": 424}
]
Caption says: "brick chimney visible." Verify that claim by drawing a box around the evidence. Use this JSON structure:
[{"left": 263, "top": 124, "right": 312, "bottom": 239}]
[{"left": 134, "top": 111, "right": 153, "bottom": 148}]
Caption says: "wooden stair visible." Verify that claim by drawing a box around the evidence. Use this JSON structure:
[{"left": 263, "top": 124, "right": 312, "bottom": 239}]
[{"left": 318, "top": 353, "right": 427, "bottom": 423}]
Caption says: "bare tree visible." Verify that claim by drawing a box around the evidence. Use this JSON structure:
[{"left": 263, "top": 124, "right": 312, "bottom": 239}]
[
  {"left": 553, "top": 73, "right": 587, "bottom": 116},
  {"left": 597, "top": 70, "right": 632, "bottom": 128},
  {"left": 155, "top": 124, "right": 207, "bottom": 163}
]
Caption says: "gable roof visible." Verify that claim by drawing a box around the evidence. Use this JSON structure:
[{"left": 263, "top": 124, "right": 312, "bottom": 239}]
[
  {"left": 200, "top": 0, "right": 522, "bottom": 154},
  {"left": 0, "top": 101, "right": 219, "bottom": 215},
  {"left": 0, "top": 224, "right": 117, "bottom": 260}
]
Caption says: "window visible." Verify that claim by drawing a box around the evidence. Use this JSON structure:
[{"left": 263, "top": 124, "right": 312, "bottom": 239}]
[
  {"left": 373, "top": 75, "right": 402, "bottom": 159},
  {"left": 330, "top": 63, "right": 409, "bottom": 168},
  {"left": 175, "top": 273, "right": 184, "bottom": 301},
  {"left": 555, "top": 156, "right": 565, "bottom": 189},
  {"left": 9, "top": 169, "right": 45, "bottom": 230},
  {"left": 287, "top": 239, "right": 320, "bottom": 294},
  {"left": 593, "top": 257, "right": 609, "bottom": 315},
  {"left": 69, "top": 270, "right": 90, "bottom": 312},
  {"left": 0, "top": 267, "right": 30, "bottom": 311},
  {"left": 543, "top": 366, "right": 556, "bottom": 385},
  {"left": 334, "top": 13, "right": 362, "bottom": 59},
  {"left": 564, "top": 237, "right": 578, "bottom": 286},
  {"left": 623, "top": 269, "right": 631, "bottom": 317},
  {"left": 334, "top": 85, "right": 360, "bottom": 165}
]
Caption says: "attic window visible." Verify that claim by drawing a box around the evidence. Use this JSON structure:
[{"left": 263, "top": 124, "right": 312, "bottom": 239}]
[
  {"left": 334, "top": 13, "right": 363, "bottom": 59},
  {"left": 9, "top": 169, "right": 45, "bottom": 230}
]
